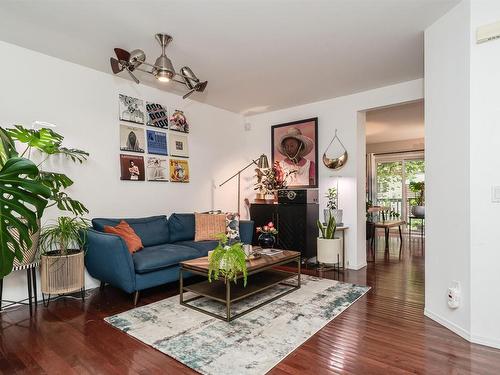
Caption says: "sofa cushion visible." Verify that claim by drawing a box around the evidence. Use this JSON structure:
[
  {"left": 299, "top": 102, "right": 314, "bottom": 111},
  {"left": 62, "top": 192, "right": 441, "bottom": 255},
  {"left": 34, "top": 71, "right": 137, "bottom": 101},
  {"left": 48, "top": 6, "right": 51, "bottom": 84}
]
[
  {"left": 174, "top": 240, "right": 219, "bottom": 257},
  {"left": 132, "top": 243, "right": 200, "bottom": 274},
  {"left": 168, "top": 213, "right": 195, "bottom": 242},
  {"left": 92, "top": 216, "right": 169, "bottom": 247},
  {"left": 103, "top": 220, "right": 143, "bottom": 253}
]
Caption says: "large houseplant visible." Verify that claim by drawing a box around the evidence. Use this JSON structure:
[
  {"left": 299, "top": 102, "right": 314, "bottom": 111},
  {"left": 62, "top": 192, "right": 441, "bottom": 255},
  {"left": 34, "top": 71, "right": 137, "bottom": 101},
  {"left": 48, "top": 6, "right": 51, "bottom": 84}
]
[
  {"left": 317, "top": 214, "right": 342, "bottom": 265},
  {"left": 208, "top": 234, "right": 248, "bottom": 287},
  {"left": 0, "top": 128, "right": 51, "bottom": 278}
]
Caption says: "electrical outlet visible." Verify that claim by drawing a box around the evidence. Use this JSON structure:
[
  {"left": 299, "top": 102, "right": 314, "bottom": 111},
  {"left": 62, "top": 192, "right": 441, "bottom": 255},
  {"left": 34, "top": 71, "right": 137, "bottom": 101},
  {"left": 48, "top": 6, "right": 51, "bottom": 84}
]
[
  {"left": 492, "top": 186, "right": 500, "bottom": 203},
  {"left": 448, "top": 281, "right": 461, "bottom": 309},
  {"left": 244, "top": 122, "right": 252, "bottom": 131}
]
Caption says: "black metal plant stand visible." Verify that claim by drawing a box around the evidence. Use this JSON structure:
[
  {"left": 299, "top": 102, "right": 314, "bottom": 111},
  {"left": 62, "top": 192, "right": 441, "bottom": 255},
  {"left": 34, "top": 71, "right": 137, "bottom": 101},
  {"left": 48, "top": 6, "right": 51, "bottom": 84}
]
[{"left": 0, "top": 262, "right": 39, "bottom": 316}]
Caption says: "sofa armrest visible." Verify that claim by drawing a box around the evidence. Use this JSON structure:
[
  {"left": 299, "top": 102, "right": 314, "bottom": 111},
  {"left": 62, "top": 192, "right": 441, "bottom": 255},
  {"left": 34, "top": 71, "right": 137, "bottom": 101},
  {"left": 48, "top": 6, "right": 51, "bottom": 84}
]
[
  {"left": 239, "top": 220, "right": 254, "bottom": 244},
  {"left": 84, "top": 229, "right": 136, "bottom": 293}
]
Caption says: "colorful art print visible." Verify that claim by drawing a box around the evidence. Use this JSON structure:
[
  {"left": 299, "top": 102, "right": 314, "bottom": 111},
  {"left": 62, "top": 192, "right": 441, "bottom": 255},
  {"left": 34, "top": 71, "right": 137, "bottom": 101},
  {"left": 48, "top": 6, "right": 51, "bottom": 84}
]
[
  {"left": 146, "top": 156, "right": 169, "bottom": 181},
  {"left": 120, "top": 154, "right": 145, "bottom": 181},
  {"left": 169, "top": 159, "right": 189, "bottom": 183},
  {"left": 271, "top": 117, "right": 318, "bottom": 188},
  {"left": 169, "top": 133, "right": 189, "bottom": 158},
  {"left": 119, "top": 94, "right": 145, "bottom": 124},
  {"left": 147, "top": 130, "right": 168, "bottom": 156},
  {"left": 169, "top": 109, "right": 189, "bottom": 133},
  {"left": 120, "top": 124, "right": 145, "bottom": 153},
  {"left": 146, "top": 102, "right": 169, "bottom": 129}
]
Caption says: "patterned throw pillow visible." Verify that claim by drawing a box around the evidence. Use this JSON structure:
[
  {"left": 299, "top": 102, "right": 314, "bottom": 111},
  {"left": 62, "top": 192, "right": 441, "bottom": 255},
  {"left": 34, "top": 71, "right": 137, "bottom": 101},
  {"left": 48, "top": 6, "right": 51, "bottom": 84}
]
[
  {"left": 104, "top": 220, "right": 144, "bottom": 253},
  {"left": 225, "top": 212, "right": 240, "bottom": 241},
  {"left": 194, "top": 213, "right": 226, "bottom": 241}
]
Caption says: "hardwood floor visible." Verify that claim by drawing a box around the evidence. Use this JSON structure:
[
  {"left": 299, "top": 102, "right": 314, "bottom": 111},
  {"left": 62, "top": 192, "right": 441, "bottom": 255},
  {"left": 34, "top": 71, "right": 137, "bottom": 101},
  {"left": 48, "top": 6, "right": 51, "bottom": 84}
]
[{"left": 1, "top": 233, "right": 500, "bottom": 374}]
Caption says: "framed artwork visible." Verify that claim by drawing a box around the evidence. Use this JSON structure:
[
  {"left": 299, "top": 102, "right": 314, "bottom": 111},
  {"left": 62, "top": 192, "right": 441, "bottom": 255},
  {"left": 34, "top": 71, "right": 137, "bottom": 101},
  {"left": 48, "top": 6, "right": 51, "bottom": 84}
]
[
  {"left": 169, "top": 109, "right": 189, "bottom": 133},
  {"left": 169, "top": 158, "right": 189, "bottom": 183},
  {"left": 271, "top": 117, "right": 318, "bottom": 188},
  {"left": 119, "top": 94, "right": 145, "bottom": 124},
  {"left": 120, "top": 124, "right": 145, "bottom": 153},
  {"left": 169, "top": 133, "right": 189, "bottom": 158},
  {"left": 146, "top": 102, "right": 169, "bottom": 129},
  {"left": 147, "top": 129, "right": 168, "bottom": 155},
  {"left": 146, "top": 156, "right": 169, "bottom": 181},
  {"left": 120, "top": 154, "right": 145, "bottom": 181}
]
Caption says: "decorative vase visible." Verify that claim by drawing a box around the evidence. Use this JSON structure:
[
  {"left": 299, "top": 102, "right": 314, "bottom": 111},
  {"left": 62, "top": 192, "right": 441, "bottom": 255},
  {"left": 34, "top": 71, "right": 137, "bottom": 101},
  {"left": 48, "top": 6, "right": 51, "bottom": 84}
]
[
  {"left": 411, "top": 205, "right": 425, "bottom": 218},
  {"left": 258, "top": 233, "right": 275, "bottom": 249},
  {"left": 317, "top": 237, "right": 342, "bottom": 265},
  {"left": 324, "top": 209, "right": 343, "bottom": 226}
]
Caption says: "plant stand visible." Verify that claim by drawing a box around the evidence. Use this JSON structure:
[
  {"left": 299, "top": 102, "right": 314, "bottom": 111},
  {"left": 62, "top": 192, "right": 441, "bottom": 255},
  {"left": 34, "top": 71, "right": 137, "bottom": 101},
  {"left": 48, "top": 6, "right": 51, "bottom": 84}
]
[
  {"left": 0, "top": 261, "right": 39, "bottom": 316},
  {"left": 41, "top": 250, "right": 85, "bottom": 307}
]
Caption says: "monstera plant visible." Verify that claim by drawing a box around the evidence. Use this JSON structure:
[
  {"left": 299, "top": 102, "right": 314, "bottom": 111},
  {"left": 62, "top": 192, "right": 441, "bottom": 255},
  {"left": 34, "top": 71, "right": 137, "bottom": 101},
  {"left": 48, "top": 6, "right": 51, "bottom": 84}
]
[{"left": 0, "top": 125, "right": 89, "bottom": 278}]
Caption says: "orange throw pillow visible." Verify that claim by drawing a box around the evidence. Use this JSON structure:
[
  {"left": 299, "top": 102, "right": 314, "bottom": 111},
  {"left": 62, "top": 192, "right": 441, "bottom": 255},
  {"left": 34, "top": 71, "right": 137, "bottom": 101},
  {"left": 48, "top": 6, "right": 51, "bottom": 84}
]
[
  {"left": 104, "top": 220, "right": 143, "bottom": 253},
  {"left": 194, "top": 213, "right": 226, "bottom": 241}
]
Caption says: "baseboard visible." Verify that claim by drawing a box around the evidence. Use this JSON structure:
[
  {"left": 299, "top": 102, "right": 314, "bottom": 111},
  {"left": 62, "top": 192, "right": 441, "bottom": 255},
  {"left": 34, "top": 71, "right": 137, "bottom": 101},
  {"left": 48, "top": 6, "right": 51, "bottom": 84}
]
[
  {"left": 347, "top": 262, "right": 367, "bottom": 270},
  {"left": 424, "top": 308, "right": 471, "bottom": 341},
  {"left": 470, "top": 333, "right": 500, "bottom": 349}
]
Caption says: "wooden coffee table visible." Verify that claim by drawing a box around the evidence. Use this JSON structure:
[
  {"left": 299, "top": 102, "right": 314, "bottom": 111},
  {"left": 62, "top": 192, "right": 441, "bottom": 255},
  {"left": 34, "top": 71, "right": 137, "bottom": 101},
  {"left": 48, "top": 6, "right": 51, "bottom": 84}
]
[{"left": 179, "top": 250, "right": 301, "bottom": 322}]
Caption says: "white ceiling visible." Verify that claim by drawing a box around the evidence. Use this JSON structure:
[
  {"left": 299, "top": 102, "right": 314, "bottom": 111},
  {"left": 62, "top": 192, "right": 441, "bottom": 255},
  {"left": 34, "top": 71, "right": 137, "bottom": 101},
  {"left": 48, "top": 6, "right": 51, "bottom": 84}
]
[
  {"left": 366, "top": 100, "right": 424, "bottom": 144},
  {"left": 0, "top": 0, "right": 457, "bottom": 114}
]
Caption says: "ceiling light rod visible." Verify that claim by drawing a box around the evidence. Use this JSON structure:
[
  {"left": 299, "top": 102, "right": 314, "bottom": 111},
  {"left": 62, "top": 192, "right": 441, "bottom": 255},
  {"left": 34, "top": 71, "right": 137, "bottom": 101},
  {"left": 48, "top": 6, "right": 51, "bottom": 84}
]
[{"left": 109, "top": 33, "right": 208, "bottom": 99}]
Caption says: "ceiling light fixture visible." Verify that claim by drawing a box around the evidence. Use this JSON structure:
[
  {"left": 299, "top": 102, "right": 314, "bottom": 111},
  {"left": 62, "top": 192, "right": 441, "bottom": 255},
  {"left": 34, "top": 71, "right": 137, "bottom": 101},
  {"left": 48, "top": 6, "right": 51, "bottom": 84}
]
[{"left": 109, "top": 33, "right": 207, "bottom": 99}]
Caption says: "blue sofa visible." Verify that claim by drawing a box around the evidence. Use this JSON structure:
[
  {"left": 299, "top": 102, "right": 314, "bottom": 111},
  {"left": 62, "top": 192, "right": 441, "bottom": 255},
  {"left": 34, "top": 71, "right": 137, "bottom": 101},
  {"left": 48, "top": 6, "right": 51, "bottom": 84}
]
[{"left": 84, "top": 213, "right": 254, "bottom": 304}]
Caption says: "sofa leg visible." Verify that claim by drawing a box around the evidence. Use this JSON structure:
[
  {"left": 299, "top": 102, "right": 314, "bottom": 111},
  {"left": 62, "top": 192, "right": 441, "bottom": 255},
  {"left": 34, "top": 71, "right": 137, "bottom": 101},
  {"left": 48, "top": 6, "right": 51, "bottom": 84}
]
[
  {"left": 100, "top": 281, "right": 105, "bottom": 291},
  {"left": 133, "top": 291, "right": 140, "bottom": 306}
]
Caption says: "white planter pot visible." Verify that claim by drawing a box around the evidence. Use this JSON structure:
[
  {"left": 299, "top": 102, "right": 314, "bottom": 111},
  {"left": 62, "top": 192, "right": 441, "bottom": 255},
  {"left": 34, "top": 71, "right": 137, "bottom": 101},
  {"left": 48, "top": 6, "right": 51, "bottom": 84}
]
[
  {"left": 324, "top": 209, "right": 343, "bottom": 225},
  {"left": 317, "top": 237, "right": 342, "bottom": 265}
]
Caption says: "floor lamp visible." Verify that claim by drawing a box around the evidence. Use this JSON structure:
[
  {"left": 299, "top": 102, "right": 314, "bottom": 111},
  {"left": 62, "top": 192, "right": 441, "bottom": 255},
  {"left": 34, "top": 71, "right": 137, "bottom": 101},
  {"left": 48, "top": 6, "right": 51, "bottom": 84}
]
[{"left": 219, "top": 154, "right": 269, "bottom": 214}]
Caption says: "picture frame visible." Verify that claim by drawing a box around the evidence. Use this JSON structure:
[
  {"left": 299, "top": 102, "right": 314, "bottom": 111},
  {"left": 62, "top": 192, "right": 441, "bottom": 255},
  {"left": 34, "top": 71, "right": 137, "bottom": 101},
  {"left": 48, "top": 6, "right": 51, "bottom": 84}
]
[
  {"left": 146, "top": 156, "right": 169, "bottom": 181},
  {"left": 120, "top": 124, "right": 145, "bottom": 153},
  {"left": 169, "top": 109, "right": 189, "bottom": 133},
  {"left": 169, "top": 133, "right": 189, "bottom": 158},
  {"left": 271, "top": 117, "right": 318, "bottom": 188},
  {"left": 119, "top": 94, "right": 145, "bottom": 124},
  {"left": 147, "top": 129, "right": 168, "bottom": 155},
  {"left": 146, "top": 102, "right": 169, "bottom": 129},
  {"left": 120, "top": 154, "right": 145, "bottom": 181},
  {"left": 169, "top": 158, "right": 190, "bottom": 183}
]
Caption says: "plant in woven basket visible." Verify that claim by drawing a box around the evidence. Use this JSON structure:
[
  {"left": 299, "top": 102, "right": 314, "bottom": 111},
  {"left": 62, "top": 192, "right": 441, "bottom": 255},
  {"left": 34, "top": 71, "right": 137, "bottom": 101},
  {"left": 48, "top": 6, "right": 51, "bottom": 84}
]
[
  {"left": 39, "top": 216, "right": 90, "bottom": 256},
  {"left": 208, "top": 234, "right": 247, "bottom": 287}
]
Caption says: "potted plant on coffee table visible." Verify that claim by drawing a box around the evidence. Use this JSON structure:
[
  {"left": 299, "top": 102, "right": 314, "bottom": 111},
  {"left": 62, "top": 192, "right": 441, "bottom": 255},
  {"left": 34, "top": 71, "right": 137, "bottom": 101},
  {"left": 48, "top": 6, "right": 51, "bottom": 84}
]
[
  {"left": 39, "top": 216, "right": 89, "bottom": 305},
  {"left": 256, "top": 221, "right": 278, "bottom": 249},
  {"left": 317, "top": 214, "right": 341, "bottom": 268},
  {"left": 208, "top": 234, "right": 248, "bottom": 287}
]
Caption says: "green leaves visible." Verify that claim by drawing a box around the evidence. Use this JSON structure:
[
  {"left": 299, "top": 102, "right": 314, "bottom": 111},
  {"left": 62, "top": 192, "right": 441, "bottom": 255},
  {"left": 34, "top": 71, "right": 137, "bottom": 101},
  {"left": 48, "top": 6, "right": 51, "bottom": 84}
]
[
  {"left": 208, "top": 234, "right": 248, "bottom": 287},
  {"left": 39, "top": 216, "right": 89, "bottom": 255},
  {"left": 317, "top": 213, "right": 336, "bottom": 239},
  {"left": 8, "top": 125, "right": 63, "bottom": 154},
  {"left": 0, "top": 157, "right": 51, "bottom": 278}
]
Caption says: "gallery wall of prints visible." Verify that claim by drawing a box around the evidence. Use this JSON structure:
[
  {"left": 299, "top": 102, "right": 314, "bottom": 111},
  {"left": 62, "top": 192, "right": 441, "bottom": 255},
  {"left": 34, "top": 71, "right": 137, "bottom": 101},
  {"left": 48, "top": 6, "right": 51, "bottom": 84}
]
[{"left": 118, "top": 94, "right": 190, "bottom": 183}]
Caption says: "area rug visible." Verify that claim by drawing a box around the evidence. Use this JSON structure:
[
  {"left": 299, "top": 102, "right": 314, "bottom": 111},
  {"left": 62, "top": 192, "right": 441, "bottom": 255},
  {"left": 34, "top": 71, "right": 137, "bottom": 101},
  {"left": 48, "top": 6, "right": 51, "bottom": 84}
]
[{"left": 105, "top": 275, "right": 370, "bottom": 375}]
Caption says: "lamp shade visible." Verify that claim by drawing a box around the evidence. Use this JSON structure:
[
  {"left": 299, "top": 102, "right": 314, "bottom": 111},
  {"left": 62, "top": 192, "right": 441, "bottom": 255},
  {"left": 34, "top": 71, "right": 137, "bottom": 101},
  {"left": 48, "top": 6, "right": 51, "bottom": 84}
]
[{"left": 257, "top": 154, "right": 269, "bottom": 169}]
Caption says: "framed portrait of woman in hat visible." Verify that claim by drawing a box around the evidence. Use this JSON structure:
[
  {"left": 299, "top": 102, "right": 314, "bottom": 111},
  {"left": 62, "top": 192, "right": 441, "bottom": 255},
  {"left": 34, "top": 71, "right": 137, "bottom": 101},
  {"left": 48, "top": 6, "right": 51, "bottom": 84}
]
[{"left": 271, "top": 117, "right": 318, "bottom": 188}]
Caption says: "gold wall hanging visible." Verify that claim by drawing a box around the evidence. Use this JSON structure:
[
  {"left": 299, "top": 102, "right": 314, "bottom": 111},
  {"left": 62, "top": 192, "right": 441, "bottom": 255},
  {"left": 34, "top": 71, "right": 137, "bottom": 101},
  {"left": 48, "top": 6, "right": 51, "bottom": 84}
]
[{"left": 323, "top": 129, "right": 348, "bottom": 170}]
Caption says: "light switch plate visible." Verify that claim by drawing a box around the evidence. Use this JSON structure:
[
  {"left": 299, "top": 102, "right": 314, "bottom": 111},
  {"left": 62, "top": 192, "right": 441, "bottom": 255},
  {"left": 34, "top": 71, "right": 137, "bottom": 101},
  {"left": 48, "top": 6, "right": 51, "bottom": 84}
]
[{"left": 492, "top": 186, "right": 500, "bottom": 203}]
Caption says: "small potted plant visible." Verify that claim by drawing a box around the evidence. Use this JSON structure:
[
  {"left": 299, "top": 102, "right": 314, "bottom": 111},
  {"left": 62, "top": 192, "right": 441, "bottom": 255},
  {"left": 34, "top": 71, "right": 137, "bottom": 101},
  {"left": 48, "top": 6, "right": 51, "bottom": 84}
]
[
  {"left": 317, "top": 214, "right": 341, "bottom": 265},
  {"left": 208, "top": 234, "right": 247, "bottom": 286},
  {"left": 409, "top": 181, "right": 425, "bottom": 218},
  {"left": 324, "top": 187, "right": 343, "bottom": 225},
  {"left": 256, "top": 222, "right": 278, "bottom": 249},
  {"left": 39, "top": 216, "right": 89, "bottom": 303}
]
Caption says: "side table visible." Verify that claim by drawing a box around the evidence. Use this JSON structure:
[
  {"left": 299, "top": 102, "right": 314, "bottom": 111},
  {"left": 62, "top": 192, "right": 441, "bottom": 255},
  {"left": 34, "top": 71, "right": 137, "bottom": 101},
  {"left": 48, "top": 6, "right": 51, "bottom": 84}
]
[{"left": 0, "top": 261, "right": 39, "bottom": 316}]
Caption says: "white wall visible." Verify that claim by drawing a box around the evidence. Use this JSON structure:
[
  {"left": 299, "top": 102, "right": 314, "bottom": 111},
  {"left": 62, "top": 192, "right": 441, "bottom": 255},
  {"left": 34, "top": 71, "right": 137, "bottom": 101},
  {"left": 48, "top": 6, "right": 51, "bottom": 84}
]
[
  {"left": 366, "top": 138, "right": 424, "bottom": 154},
  {"left": 239, "top": 80, "right": 423, "bottom": 270},
  {"left": 469, "top": 0, "right": 500, "bottom": 349},
  {"left": 0, "top": 41, "right": 243, "bottom": 302},
  {"left": 424, "top": 0, "right": 472, "bottom": 339}
]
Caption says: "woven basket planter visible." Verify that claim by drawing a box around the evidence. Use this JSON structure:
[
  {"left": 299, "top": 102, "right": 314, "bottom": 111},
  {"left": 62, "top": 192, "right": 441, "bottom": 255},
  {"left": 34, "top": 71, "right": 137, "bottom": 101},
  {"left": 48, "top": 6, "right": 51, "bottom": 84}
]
[
  {"left": 40, "top": 250, "right": 84, "bottom": 295},
  {"left": 8, "top": 219, "right": 41, "bottom": 268}
]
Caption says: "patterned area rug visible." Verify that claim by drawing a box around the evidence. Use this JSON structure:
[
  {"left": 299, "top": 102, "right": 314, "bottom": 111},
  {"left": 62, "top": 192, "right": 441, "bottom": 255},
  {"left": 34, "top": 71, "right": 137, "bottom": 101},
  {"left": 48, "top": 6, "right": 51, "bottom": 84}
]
[{"left": 105, "top": 275, "right": 370, "bottom": 375}]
